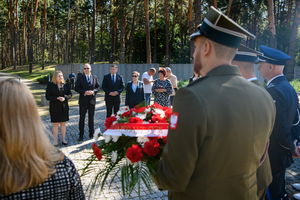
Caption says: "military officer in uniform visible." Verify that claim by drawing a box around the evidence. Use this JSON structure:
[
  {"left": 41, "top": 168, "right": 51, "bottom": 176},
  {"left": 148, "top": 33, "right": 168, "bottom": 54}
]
[
  {"left": 258, "top": 45, "right": 300, "bottom": 200},
  {"left": 152, "top": 7, "right": 276, "bottom": 200},
  {"left": 232, "top": 46, "right": 272, "bottom": 200}
]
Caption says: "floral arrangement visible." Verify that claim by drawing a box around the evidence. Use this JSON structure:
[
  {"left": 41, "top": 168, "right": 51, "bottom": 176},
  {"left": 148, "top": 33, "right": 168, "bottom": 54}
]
[{"left": 81, "top": 103, "right": 173, "bottom": 197}]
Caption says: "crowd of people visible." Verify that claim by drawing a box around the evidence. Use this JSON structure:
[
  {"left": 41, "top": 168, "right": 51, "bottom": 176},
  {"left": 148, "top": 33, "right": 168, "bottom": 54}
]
[
  {"left": 1, "top": 6, "right": 300, "bottom": 200},
  {"left": 46, "top": 64, "right": 178, "bottom": 144}
]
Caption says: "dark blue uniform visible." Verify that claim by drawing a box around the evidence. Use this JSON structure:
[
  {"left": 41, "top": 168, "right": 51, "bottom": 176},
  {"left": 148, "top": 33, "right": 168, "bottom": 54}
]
[{"left": 266, "top": 75, "right": 298, "bottom": 199}]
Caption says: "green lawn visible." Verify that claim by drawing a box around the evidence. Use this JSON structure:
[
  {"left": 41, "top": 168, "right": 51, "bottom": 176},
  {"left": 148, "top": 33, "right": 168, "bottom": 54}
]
[{"left": 0, "top": 64, "right": 55, "bottom": 82}]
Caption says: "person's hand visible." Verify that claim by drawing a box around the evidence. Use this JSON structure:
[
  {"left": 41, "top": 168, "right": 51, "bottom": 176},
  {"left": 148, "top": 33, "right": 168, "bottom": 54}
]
[
  {"left": 89, "top": 90, "right": 95, "bottom": 95},
  {"left": 114, "top": 91, "right": 119, "bottom": 96},
  {"left": 109, "top": 92, "right": 114, "bottom": 96},
  {"left": 57, "top": 97, "right": 65, "bottom": 102}
]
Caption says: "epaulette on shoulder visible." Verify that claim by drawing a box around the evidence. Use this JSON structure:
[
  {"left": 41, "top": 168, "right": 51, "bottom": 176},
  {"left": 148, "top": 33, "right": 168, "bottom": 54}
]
[{"left": 187, "top": 77, "right": 207, "bottom": 87}]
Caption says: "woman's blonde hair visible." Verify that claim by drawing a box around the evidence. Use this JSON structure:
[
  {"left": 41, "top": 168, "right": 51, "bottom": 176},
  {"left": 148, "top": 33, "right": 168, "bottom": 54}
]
[
  {"left": 0, "top": 78, "right": 64, "bottom": 195},
  {"left": 51, "top": 70, "right": 65, "bottom": 84}
]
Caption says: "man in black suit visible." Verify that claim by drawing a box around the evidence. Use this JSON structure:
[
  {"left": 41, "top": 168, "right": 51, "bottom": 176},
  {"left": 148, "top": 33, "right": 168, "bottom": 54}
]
[
  {"left": 75, "top": 63, "right": 100, "bottom": 141},
  {"left": 102, "top": 64, "right": 124, "bottom": 118},
  {"left": 259, "top": 45, "right": 300, "bottom": 200}
]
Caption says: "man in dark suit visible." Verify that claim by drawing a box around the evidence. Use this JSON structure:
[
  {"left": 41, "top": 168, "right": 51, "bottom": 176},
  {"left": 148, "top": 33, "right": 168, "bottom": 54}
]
[
  {"left": 102, "top": 64, "right": 124, "bottom": 118},
  {"left": 258, "top": 45, "right": 300, "bottom": 200},
  {"left": 233, "top": 45, "right": 272, "bottom": 200},
  {"left": 75, "top": 63, "right": 100, "bottom": 141}
]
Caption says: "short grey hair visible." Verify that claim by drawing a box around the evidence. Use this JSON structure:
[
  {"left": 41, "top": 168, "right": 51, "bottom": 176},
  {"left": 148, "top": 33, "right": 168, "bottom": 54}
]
[{"left": 165, "top": 67, "right": 172, "bottom": 72}]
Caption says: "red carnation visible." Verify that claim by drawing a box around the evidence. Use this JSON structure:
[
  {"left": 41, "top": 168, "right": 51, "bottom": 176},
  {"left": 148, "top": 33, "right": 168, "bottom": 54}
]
[
  {"left": 126, "top": 144, "right": 144, "bottom": 163},
  {"left": 105, "top": 116, "right": 117, "bottom": 129},
  {"left": 148, "top": 136, "right": 160, "bottom": 141},
  {"left": 151, "top": 114, "right": 167, "bottom": 123},
  {"left": 143, "top": 140, "right": 161, "bottom": 157},
  {"left": 121, "top": 110, "right": 132, "bottom": 117},
  {"left": 163, "top": 108, "right": 173, "bottom": 119},
  {"left": 150, "top": 103, "right": 164, "bottom": 110},
  {"left": 129, "top": 117, "right": 143, "bottom": 123},
  {"left": 132, "top": 106, "right": 147, "bottom": 113},
  {"left": 92, "top": 143, "right": 102, "bottom": 161}
]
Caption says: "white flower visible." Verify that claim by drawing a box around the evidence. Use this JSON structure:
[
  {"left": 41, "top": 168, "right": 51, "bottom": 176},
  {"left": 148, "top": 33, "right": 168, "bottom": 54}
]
[
  {"left": 145, "top": 108, "right": 151, "bottom": 113},
  {"left": 137, "top": 137, "right": 149, "bottom": 143},
  {"left": 112, "top": 121, "right": 118, "bottom": 125},
  {"left": 153, "top": 108, "right": 165, "bottom": 118},
  {"left": 117, "top": 106, "right": 130, "bottom": 115},
  {"left": 136, "top": 113, "right": 147, "bottom": 120},
  {"left": 104, "top": 135, "right": 112, "bottom": 143},
  {"left": 112, "top": 136, "right": 120, "bottom": 142},
  {"left": 93, "top": 128, "right": 101, "bottom": 141},
  {"left": 111, "top": 151, "right": 118, "bottom": 163}
]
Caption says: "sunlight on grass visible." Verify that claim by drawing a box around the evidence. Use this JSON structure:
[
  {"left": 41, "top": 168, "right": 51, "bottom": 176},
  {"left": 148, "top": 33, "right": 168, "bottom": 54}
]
[{"left": 0, "top": 64, "right": 55, "bottom": 82}]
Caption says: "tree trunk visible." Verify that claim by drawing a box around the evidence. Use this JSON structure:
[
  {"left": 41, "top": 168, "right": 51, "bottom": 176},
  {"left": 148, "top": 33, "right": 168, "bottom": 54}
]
[
  {"left": 267, "top": 0, "right": 277, "bottom": 47},
  {"left": 144, "top": 0, "right": 152, "bottom": 63},
  {"left": 65, "top": 0, "right": 70, "bottom": 64},
  {"left": 164, "top": 0, "right": 170, "bottom": 66},
  {"left": 7, "top": 0, "right": 18, "bottom": 70},
  {"left": 90, "top": 0, "right": 96, "bottom": 63},
  {"left": 227, "top": 0, "right": 234, "bottom": 16},
  {"left": 153, "top": 0, "right": 158, "bottom": 63},
  {"left": 127, "top": 0, "right": 138, "bottom": 63},
  {"left": 286, "top": 0, "right": 300, "bottom": 80},
  {"left": 119, "top": 5, "right": 126, "bottom": 64},
  {"left": 28, "top": 0, "right": 39, "bottom": 73},
  {"left": 193, "top": 0, "right": 202, "bottom": 27},
  {"left": 109, "top": 0, "right": 117, "bottom": 63},
  {"left": 188, "top": 0, "right": 193, "bottom": 60},
  {"left": 41, "top": 0, "right": 47, "bottom": 69}
]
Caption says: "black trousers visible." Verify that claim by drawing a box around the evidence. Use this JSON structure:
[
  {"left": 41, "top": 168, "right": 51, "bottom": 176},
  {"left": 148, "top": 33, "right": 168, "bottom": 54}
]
[
  {"left": 79, "top": 103, "right": 95, "bottom": 137},
  {"left": 268, "top": 169, "right": 286, "bottom": 200},
  {"left": 105, "top": 97, "right": 120, "bottom": 118}
]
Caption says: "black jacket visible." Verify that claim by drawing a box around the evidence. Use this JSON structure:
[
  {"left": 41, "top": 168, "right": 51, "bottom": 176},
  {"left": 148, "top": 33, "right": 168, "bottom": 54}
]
[
  {"left": 125, "top": 81, "right": 145, "bottom": 108},
  {"left": 75, "top": 74, "right": 99, "bottom": 105},
  {"left": 267, "top": 75, "right": 299, "bottom": 173},
  {"left": 46, "top": 82, "right": 72, "bottom": 122},
  {"left": 101, "top": 73, "right": 124, "bottom": 100}
]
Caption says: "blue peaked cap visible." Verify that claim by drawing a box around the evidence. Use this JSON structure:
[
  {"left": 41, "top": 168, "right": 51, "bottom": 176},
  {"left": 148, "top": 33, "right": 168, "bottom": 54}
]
[
  {"left": 233, "top": 45, "right": 261, "bottom": 63},
  {"left": 259, "top": 45, "right": 291, "bottom": 65}
]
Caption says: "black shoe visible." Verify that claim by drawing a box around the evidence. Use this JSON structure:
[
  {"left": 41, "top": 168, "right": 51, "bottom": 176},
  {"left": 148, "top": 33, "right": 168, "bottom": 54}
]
[
  {"left": 78, "top": 136, "right": 83, "bottom": 142},
  {"left": 62, "top": 141, "right": 68, "bottom": 145},
  {"left": 89, "top": 134, "right": 93, "bottom": 139}
]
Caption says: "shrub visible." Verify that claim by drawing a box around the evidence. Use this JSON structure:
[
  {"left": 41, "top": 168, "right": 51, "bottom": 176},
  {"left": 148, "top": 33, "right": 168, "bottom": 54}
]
[
  {"left": 37, "top": 74, "right": 52, "bottom": 85},
  {"left": 290, "top": 79, "right": 300, "bottom": 93},
  {"left": 177, "top": 80, "right": 189, "bottom": 88}
]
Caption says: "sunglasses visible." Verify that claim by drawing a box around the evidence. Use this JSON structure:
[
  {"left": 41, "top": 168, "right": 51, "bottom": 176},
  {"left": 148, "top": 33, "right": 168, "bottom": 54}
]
[
  {"left": 84, "top": 68, "right": 90, "bottom": 70},
  {"left": 132, "top": 75, "right": 138, "bottom": 77}
]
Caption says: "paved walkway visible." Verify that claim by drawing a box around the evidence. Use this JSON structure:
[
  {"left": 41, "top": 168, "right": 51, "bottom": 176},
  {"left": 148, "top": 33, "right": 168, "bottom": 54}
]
[{"left": 1, "top": 72, "right": 300, "bottom": 199}]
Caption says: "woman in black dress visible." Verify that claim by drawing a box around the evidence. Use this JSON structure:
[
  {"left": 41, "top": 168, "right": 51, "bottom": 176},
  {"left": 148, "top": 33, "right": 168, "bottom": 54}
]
[
  {"left": 46, "top": 71, "right": 72, "bottom": 146},
  {"left": 125, "top": 71, "right": 145, "bottom": 108},
  {"left": 152, "top": 68, "right": 173, "bottom": 107}
]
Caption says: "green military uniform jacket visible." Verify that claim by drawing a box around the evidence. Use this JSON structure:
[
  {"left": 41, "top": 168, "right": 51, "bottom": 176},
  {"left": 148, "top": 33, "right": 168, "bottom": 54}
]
[{"left": 153, "top": 65, "right": 275, "bottom": 200}]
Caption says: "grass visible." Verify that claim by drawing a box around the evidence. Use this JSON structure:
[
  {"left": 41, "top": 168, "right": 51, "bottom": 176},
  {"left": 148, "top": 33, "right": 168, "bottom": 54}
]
[
  {"left": 0, "top": 64, "right": 55, "bottom": 82},
  {"left": 290, "top": 79, "right": 300, "bottom": 93}
]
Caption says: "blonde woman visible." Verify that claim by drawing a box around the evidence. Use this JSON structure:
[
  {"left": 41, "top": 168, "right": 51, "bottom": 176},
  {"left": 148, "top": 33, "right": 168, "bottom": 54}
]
[
  {"left": 46, "top": 71, "right": 72, "bottom": 146},
  {"left": 0, "top": 78, "right": 84, "bottom": 199}
]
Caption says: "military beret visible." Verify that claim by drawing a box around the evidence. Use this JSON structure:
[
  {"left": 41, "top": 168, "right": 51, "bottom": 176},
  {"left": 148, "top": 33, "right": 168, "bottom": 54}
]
[
  {"left": 233, "top": 45, "right": 262, "bottom": 63},
  {"left": 190, "top": 6, "right": 255, "bottom": 48},
  {"left": 258, "top": 45, "right": 291, "bottom": 65}
]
